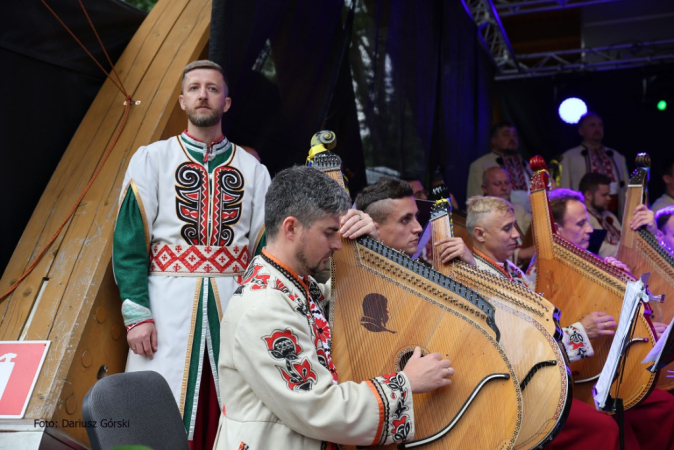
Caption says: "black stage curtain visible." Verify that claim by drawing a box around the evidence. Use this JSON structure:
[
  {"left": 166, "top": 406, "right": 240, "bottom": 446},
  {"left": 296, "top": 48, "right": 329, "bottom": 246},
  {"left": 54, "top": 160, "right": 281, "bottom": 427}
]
[
  {"left": 210, "top": 0, "right": 493, "bottom": 202},
  {"left": 496, "top": 66, "right": 674, "bottom": 203},
  {"left": 0, "top": 1, "right": 146, "bottom": 274}
]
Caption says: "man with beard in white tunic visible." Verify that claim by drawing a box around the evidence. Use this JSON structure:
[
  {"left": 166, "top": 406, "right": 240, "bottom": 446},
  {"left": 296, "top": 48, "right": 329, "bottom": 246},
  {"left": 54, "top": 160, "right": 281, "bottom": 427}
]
[{"left": 112, "top": 60, "right": 271, "bottom": 449}]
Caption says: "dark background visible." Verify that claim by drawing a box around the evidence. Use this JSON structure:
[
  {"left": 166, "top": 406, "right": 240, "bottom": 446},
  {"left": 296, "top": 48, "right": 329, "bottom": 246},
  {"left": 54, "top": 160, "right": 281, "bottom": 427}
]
[
  {"left": 0, "top": 1, "right": 146, "bottom": 274},
  {"left": 1, "top": 0, "right": 673, "bottom": 275},
  {"left": 497, "top": 67, "right": 674, "bottom": 198}
]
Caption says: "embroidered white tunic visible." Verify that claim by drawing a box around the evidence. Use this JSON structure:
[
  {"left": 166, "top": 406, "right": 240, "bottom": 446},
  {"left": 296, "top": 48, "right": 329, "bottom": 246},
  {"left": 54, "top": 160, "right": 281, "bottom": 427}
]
[
  {"left": 559, "top": 145, "right": 629, "bottom": 213},
  {"left": 214, "top": 251, "right": 415, "bottom": 450},
  {"left": 113, "top": 133, "right": 271, "bottom": 438}
]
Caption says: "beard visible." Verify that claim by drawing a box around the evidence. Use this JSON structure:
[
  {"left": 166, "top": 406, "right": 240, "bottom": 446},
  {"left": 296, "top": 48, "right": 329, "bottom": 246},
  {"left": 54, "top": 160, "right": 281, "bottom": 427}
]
[
  {"left": 591, "top": 198, "right": 606, "bottom": 212},
  {"left": 296, "top": 243, "right": 332, "bottom": 277},
  {"left": 186, "top": 105, "right": 222, "bottom": 128}
]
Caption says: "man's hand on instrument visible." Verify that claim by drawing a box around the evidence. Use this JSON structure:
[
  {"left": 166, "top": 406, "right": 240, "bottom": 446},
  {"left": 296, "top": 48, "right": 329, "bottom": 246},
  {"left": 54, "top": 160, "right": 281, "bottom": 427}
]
[
  {"left": 630, "top": 204, "right": 657, "bottom": 235},
  {"left": 604, "top": 256, "right": 633, "bottom": 275},
  {"left": 580, "top": 312, "right": 616, "bottom": 339},
  {"left": 340, "top": 209, "right": 379, "bottom": 240},
  {"left": 128, "top": 322, "right": 158, "bottom": 359},
  {"left": 434, "top": 237, "right": 476, "bottom": 265},
  {"left": 652, "top": 321, "right": 668, "bottom": 339},
  {"left": 403, "top": 346, "right": 453, "bottom": 394}
]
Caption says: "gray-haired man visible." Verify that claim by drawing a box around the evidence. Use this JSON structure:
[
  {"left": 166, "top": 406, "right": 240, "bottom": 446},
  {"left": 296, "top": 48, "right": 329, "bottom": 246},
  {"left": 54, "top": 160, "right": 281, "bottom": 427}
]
[{"left": 214, "top": 166, "right": 453, "bottom": 449}]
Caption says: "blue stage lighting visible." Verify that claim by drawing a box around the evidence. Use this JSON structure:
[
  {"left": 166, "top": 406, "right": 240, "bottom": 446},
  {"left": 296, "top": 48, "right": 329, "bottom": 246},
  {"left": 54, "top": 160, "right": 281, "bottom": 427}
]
[{"left": 559, "top": 98, "right": 588, "bottom": 124}]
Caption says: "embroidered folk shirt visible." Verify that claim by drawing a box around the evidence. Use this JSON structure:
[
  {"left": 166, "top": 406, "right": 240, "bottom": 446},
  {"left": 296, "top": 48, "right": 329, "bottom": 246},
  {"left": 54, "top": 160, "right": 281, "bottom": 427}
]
[
  {"left": 113, "top": 132, "right": 271, "bottom": 438},
  {"left": 214, "top": 250, "right": 415, "bottom": 450}
]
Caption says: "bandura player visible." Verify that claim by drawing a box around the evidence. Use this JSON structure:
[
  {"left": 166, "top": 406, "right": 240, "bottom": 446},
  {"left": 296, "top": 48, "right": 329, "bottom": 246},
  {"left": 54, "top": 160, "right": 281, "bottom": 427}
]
[
  {"left": 528, "top": 189, "right": 674, "bottom": 449},
  {"left": 213, "top": 166, "right": 454, "bottom": 449}
]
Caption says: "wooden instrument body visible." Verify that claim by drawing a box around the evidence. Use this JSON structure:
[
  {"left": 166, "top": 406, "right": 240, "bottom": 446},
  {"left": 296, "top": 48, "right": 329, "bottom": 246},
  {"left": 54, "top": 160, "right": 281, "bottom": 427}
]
[
  {"left": 330, "top": 239, "right": 522, "bottom": 450},
  {"left": 430, "top": 203, "right": 571, "bottom": 450},
  {"left": 313, "top": 155, "right": 522, "bottom": 449},
  {"left": 616, "top": 158, "right": 674, "bottom": 390},
  {"left": 0, "top": 0, "right": 211, "bottom": 446},
  {"left": 450, "top": 211, "right": 474, "bottom": 252},
  {"left": 529, "top": 168, "right": 657, "bottom": 409}
]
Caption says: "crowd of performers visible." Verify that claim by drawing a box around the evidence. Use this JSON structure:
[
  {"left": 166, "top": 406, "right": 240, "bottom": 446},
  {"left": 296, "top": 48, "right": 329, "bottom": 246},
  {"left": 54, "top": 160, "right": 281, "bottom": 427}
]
[{"left": 113, "top": 59, "right": 674, "bottom": 449}]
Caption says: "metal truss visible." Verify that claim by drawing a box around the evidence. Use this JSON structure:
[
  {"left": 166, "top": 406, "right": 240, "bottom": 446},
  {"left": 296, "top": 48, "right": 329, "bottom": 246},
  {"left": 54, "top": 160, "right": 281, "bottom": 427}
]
[
  {"left": 493, "top": 0, "right": 619, "bottom": 17},
  {"left": 462, "top": 0, "right": 522, "bottom": 75},
  {"left": 496, "top": 39, "right": 674, "bottom": 80},
  {"left": 462, "top": 0, "right": 674, "bottom": 80}
]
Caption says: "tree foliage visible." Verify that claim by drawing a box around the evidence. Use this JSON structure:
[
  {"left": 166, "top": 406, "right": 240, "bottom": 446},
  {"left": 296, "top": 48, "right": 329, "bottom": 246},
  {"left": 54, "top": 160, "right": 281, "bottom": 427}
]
[{"left": 123, "top": 0, "right": 158, "bottom": 13}]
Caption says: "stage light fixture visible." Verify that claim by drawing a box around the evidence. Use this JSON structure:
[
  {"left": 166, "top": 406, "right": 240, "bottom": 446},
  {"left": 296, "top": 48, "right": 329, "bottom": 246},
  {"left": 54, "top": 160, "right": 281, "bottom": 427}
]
[
  {"left": 657, "top": 100, "right": 667, "bottom": 111},
  {"left": 558, "top": 98, "right": 587, "bottom": 124}
]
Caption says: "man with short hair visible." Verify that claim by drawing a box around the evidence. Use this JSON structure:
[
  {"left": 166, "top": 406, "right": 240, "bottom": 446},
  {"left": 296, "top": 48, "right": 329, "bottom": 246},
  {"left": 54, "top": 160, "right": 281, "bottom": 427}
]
[
  {"left": 463, "top": 194, "right": 633, "bottom": 449},
  {"left": 579, "top": 172, "right": 622, "bottom": 258},
  {"left": 656, "top": 206, "right": 674, "bottom": 252},
  {"left": 481, "top": 167, "right": 534, "bottom": 265},
  {"left": 214, "top": 166, "right": 453, "bottom": 449},
  {"left": 113, "top": 60, "right": 271, "bottom": 446},
  {"left": 652, "top": 157, "right": 674, "bottom": 212},
  {"left": 536, "top": 188, "right": 674, "bottom": 450},
  {"left": 466, "top": 122, "right": 533, "bottom": 212},
  {"left": 355, "top": 177, "right": 424, "bottom": 256},
  {"left": 464, "top": 195, "right": 666, "bottom": 449},
  {"left": 356, "top": 178, "right": 474, "bottom": 263},
  {"left": 578, "top": 172, "right": 657, "bottom": 259},
  {"left": 559, "top": 112, "right": 629, "bottom": 214}
]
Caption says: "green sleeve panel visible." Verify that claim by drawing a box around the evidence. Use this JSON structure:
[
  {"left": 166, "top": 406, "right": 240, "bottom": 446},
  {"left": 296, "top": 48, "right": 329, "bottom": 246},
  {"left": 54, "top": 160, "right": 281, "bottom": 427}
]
[{"left": 113, "top": 185, "right": 153, "bottom": 325}]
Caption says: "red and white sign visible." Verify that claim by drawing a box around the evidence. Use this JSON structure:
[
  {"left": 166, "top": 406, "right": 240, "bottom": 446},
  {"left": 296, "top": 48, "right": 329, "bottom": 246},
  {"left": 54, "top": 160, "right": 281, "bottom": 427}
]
[{"left": 0, "top": 341, "right": 50, "bottom": 418}]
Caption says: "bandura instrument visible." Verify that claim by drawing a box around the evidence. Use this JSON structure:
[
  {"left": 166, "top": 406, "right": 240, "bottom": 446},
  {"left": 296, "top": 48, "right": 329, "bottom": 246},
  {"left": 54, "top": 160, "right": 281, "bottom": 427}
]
[
  {"left": 449, "top": 210, "right": 474, "bottom": 252},
  {"left": 529, "top": 156, "right": 657, "bottom": 409},
  {"left": 616, "top": 153, "right": 674, "bottom": 391},
  {"left": 430, "top": 198, "right": 571, "bottom": 450},
  {"left": 310, "top": 138, "right": 522, "bottom": 449}
]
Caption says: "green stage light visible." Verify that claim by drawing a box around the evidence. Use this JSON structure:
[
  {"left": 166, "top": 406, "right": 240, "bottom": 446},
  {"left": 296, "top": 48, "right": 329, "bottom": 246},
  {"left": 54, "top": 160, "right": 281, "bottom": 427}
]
[{"left": 657, "top": 100, "right": 667, "bottom": 111}]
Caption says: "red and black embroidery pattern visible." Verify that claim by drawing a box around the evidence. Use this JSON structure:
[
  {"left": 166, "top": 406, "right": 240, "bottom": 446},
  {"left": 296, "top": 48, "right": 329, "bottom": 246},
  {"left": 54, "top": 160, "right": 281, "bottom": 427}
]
[
  {"left": 175, "top": 162, "right": 208, "bottom": 244},
  {"left": 239, "top": 264, "right": 269, "bottom": 290},
  {"left": 175, "top": 162, "right": 244, "bottom": 246},
  {"left": 262, "top": 252, "right": 339, "bottom": 384},
  {"left": 263, "top": 329, "right": 318, "bottom": 392},
  {"left": 269, "top": 277, "right": 338, "bottom": 383},
  {"left": 211, "top": 166, "right": 244, "bottom": 246},
  {"left": 381, "top": 373, "right": 411, "bottom": 443},
  {"left": 565, "top": 325, "right": 590, "bottom": 359}
]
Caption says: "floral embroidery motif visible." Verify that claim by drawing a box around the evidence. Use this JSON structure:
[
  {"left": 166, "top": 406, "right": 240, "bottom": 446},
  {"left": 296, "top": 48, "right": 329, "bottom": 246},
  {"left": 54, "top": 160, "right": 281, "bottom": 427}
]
[
  {"left": 260, "top": 253, "right": 339, "bottom": 384},
  {"left": 239, "top": 264, "right": 269, "bottom": 290},
  {"left": 565, "top": 325, "right": 590, "bottom": 359},
  {"left": 381, "top": 373, "right": 411, "bottom": 442},
  {"left": 262, "top": 329, "right": 317, "bottom": 392},
  {"left": 306, "top": 291, "right": 338, "bottom": 383}
]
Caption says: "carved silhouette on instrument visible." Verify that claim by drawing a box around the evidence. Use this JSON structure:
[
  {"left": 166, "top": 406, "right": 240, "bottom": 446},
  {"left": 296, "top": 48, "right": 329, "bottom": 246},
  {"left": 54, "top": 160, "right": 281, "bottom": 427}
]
[
  {"left": 360, "top": 293, "right": 396, "bottom": 334},
  {"left": 309, "top": 132, "right": 522, "bottom": 450}
]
